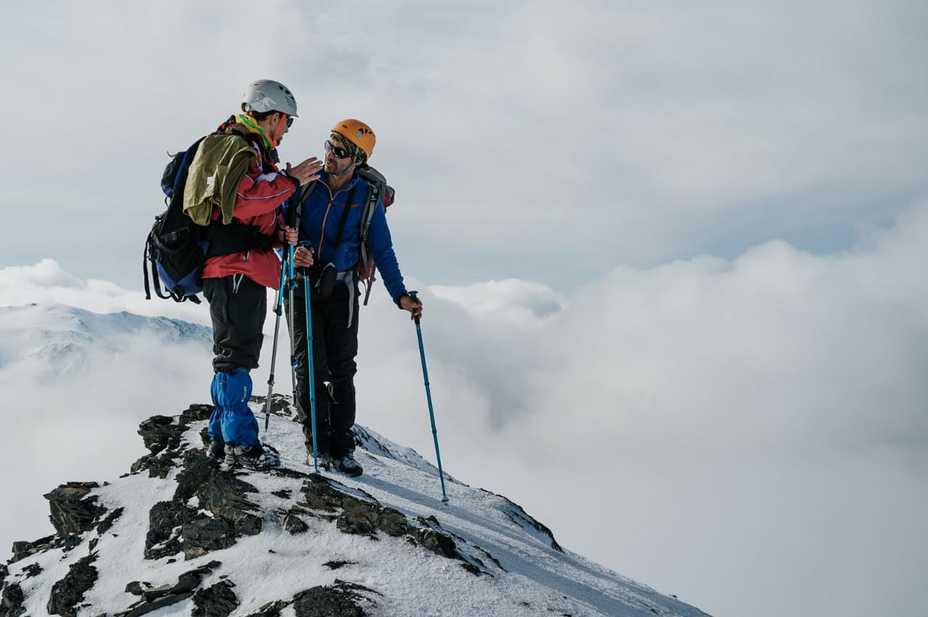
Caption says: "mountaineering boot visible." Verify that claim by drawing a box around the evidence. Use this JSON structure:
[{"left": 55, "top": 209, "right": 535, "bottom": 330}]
[
  {"left": 226, "top": 444, "right": 281, "bottom": 470},
  {"left": 306, "top": 451, "right": 333, "bottom": 471},
  {"left": 208, "top": 438, "right": 225, "bottom": 460},
  {"left": 333, "top": 452, "right": 363, "bottom": 478}
]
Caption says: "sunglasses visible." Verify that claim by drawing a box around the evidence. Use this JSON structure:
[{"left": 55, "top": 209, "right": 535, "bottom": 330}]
[
  {"left": 324, "top": 140, "right": 352, "bottom": 159},
  {"left": 285, "top": 115, "right": 294, "bottom": 128}
]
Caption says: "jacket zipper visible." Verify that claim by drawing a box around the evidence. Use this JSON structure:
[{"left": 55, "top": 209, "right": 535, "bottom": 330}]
[{"left": 316, "top": 182, "right": 352, "bottom": 258}]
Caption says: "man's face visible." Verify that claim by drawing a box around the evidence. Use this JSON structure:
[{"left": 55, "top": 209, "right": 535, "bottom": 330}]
[
  {"left": 276, "top": 113, "right": 293, "bottom": 144},
  {"left": 324, "top": 137, "right": 355, "bottom": 175}
]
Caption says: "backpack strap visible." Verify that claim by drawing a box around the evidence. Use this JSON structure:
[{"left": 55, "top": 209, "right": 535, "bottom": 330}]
[
  {"left": 357, "top": 178, "right": 382, "bottom": 305},
  {"left": 295, "top": 181, "right": 317, "bottom": 222},
  {"left": 331, "top": 183, "right": 355, "bottom": 253},
  {"left": 358, "top": 182, "right": 380, "bottom": 269},
  {"left": 297, "top": 180, "right": 356, "bottom": 261}
]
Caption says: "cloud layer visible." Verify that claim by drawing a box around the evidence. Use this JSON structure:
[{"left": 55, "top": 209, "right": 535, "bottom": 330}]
[
  {"left": 3, "top": 204, "right": 926, "bottom": 616},
  {"left": 2, "top": 2, "right": 927, "bottom": 615}
]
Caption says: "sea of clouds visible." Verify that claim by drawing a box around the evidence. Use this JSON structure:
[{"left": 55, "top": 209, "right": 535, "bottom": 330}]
[{"left": 2, "top": 206, "right": 927, "bottom": 616}]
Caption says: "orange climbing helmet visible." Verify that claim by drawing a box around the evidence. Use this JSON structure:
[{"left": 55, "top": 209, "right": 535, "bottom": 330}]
[{"left": 331, "top": 119, "right": 376, "bottom": 161}]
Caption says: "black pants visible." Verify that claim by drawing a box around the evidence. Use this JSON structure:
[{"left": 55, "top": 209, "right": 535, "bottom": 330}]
[
  {"left": 285, "top": 280, "right": 359, "bottom": 457},
  {"left": 204, "top": 274, "right": 267, "bottom": 371}
]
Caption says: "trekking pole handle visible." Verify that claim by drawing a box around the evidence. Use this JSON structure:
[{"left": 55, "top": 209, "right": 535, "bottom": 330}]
[{"left": 408, "top": 290, "right": 422, "bottom": 324}]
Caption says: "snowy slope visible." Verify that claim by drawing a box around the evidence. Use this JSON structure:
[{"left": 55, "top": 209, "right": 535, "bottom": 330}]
[
  {"left": 1, "top": 396, "right": 711, "bottom": 617},
  {"left": 0, "top": 303, "right": 210, "bottom": 376}
]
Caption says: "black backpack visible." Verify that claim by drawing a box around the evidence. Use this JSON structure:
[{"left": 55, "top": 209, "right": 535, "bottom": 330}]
[
  {"left": 143, "top": 135, "right": 277, "bottom": 303},
  {"left": 143, "top": 139, "right": 207, "bottom": 303}
]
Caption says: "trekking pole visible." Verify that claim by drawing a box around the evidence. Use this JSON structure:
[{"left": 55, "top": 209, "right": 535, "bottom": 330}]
[
  {"left": 287, "top": 200, "right": 301, "bottom": 433},
  {"left": 288, "top": 246, "right": 298, "bottom": 417},
  {"left": 263, "top": 250, "right": 290, "bottom": 431},
  {"left": 303, "top": 266, "right": 320, "bottom": 473},
  {"left": 408, "top": 291, "right": 449, "bottom": 503}
]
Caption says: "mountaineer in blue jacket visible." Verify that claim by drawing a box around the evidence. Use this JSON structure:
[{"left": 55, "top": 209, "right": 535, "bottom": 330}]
[{"left": 285, "top": 119, "right": 422, "bottom": 477}]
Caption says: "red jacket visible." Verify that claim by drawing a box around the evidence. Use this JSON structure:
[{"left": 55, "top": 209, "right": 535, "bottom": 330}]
[{"left": 201, "top": 126, "right": 297, "bottom": 290}]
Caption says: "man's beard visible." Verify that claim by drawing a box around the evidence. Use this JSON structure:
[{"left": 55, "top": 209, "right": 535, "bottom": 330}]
[{"left": 326, "top": 159, "right": 352, "bottom": 176}]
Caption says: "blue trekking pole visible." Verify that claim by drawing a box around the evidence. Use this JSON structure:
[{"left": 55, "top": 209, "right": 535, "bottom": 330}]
[
  {"left": 288, "top": 243, "right": 299, "bottom": 419},
  {"left": 302, "top": 262, "right": 320, "bottom": 473},
  {"left": 285, "top": 200, "right": 301, "bottom": 434},
  {"left": 408, "top": 290, "right": 449, "bottom": 503},
  {"left": 287, "top": 197, "right": 320, "bottom": 473}
]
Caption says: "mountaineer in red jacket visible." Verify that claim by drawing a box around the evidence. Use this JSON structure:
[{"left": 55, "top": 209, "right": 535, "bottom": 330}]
[{"left": 196, "top": 79, "right": 322, "bottom": 469}]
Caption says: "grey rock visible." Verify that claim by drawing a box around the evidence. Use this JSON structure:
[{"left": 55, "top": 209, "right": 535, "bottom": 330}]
[
  {"left": 282, "top": 511, "right": 309, "bottom": 535},
  {"left": 196, "top": 469, "right": 261, "bottom": 536},
  {"left": 10, "top": 534, "right": 55, "bottom": 563},
  {"left": 47, "top": 553, "right": 98, "bottom": 616},
  {"left": 192, "top": 580, "right": 238, "bottom": 617},
  {"left": 376, "top": 508, "right": 408, "bottom": 537},
  {"left": 144, "top": 501, "right": 194, "bottom": 560},
  {"left": 301, "top": 474, "right": 477, "bottom": 571},
  {"left": 292, "top": 585, "right": 367, "bottom": 617},
  {"left": 269, "top": 467, "right": 312, "bottom": 480},
  {"left": 130, "top": 451, "right": 178, "bottom": 479},
  {"left": 415, "top": 516, "right": 497, "bottom": 575},
  {"left": 180, "top": 404, "right": 214, "bottom": 424},
  {"left": 60, "top": 535, "right": 83, "bottom": 552},
  {"left": 0, "top": 581, "right": 25, "bottom": 617},
  {"left": 497, "top": 496, "right": 564, "bottom": 553},
  {"left": 174, "top": 449, "right": 216, "bottom": 502},
  {"left": 44, "top": 483, "right": 105, "bottom": 537},
  {"left": 199, "top": 426, "right": 211, "bottom": 449},
  {"left": 300, "top": 474, "right": 348, "bottom": 512},
  {"left": 114, "top": 561, "right": 220, "bottom": 617},
  {"left": 322, "top": 560, "right": 356, "bottom": 570},
  {"left": 96, "top": 507, "right": 125, "bottom": 535},
  {"left": 146, "top": 448, "right": 262, "bottom": 561},
  {"left": 336, "top": 502, "right": 378, "bottom": 537},
  {"left": 117, "top": 593, "right": 192, "bottom": 617},
  {"left": 302, "top": 476, "right": 390, "bottom": 539},
  {"left": 415, "top": 528, "right": 457, "bottom": 559},
  {"left": 125, "top": 581, "right": 147, "bottom": 596},
  {"left": 132, "top": 409, "right": 213, "bottom": 478},
  {"left": 137, "top": 415, "right": 184, "bottom": 455},
  {"left": 182, "top": 517, "right": 236, "bottom": 559}
]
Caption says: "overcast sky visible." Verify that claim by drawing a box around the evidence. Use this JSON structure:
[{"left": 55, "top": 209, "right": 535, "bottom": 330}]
[{"left": 1, "top": 2, "right": 926, "bottom": 617}]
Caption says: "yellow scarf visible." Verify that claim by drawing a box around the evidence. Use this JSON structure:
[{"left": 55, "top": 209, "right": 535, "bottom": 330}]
[{"left": 236, "top": 113, "right": 272, "bottom": 149}]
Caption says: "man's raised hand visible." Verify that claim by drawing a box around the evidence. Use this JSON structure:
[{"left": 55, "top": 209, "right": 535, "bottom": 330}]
[{"left": 287, "top": 157, "right": 323, "bottom": 186}]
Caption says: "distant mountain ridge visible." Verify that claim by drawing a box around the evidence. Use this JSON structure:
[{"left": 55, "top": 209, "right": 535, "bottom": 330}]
[{"left": 0, "top": 303, "right": 210, "bottom": 375}]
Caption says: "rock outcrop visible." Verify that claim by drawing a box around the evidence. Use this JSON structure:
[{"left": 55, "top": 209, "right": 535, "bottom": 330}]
[{"left": 0, "top": 397, "right": 711, "bottom": 617}]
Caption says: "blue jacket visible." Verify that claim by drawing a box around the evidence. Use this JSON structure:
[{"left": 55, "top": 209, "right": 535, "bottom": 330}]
[{"left": 284, "top": 170, "right": 407, "bottom": 303}]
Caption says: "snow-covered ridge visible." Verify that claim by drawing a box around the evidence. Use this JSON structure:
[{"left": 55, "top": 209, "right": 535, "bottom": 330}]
[
  {"left": 0, "top": 303, "right": 210, "bottom": 374},
  {"left": 1, "top": 396, "right": 711, "bottom": 617}
]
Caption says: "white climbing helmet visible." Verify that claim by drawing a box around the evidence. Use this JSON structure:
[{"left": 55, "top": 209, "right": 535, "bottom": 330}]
[{"left": 241, "top": 79, "right": 298, "bottom": 117}]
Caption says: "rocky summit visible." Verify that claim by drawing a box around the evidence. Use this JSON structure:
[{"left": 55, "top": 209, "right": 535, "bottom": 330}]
[{"left": 0, "top": 396, "right": 711, "bottom": 617}]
